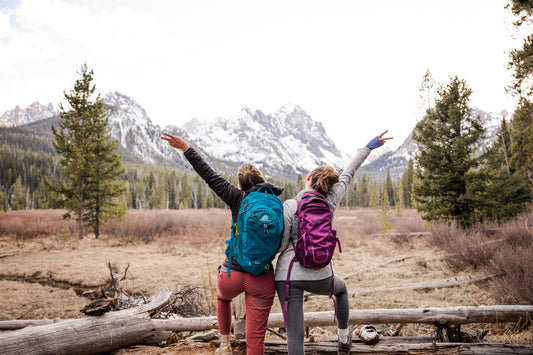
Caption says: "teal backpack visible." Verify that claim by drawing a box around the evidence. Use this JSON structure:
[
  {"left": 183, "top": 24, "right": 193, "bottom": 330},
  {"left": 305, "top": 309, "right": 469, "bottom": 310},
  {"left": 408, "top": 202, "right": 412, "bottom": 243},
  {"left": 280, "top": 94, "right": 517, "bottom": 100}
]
[{"left": 225, "top": 186, "right": 284, "bottom": 276}]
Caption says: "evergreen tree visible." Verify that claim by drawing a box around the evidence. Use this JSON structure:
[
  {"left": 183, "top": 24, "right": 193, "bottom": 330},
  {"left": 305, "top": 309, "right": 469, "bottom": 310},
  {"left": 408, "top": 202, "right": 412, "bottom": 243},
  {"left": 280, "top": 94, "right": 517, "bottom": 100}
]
[
  {"left": 478, "top": 118, "right": 532, "bottom": 221},
  {"left": 401, "top": 159, "right": 414, "bottom": 208},
  {"left": 83, "top": 94, "right": 126, "bottom": 238},
  {"left": 356, "top": 174, "right": 370, "bottom": 207},
  {"left": 167, "top": 171, "right": 178, "bottom": 209},
  {"left": 11, "top": 176, "right": 27, "bottom": 210},
  {"left": 385, "top": 168, "right": 395, "bottom": 206},
  {"left": 49, "top": 64, "right": 125, "bottom": 239},
  {"left": 509, "top": 98, "right": 533, "bottom": 188},
  {"left": 152, "top": 171, "right": 167, "bottom": 209},
  {"left": 413, "top": 76, "right": 485, "bottom": 227},
  {"left": 0, "top": 189, "right": 7, "bottom": 211},
  {"left": 369, "top": 181, "right": 379, "bottom": 209}
]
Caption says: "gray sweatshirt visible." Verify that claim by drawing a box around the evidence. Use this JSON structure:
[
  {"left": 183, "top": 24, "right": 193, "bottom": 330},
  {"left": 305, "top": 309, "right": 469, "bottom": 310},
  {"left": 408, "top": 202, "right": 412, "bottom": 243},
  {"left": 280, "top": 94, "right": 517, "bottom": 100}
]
[{"left": 274, "top": 147, "right": 371, "bottom": 282}]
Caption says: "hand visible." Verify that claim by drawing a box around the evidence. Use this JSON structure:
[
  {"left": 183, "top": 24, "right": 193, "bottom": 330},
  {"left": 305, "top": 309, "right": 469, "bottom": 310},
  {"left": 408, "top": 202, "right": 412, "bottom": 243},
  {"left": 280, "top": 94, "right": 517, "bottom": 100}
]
[
  {"left": 160, "top": 132, "right": 190, "bottom": 152},
  {"left": 365, "top": 130, "right": 393, "bottom": 150},
  {"left": 377, "top": 130, "right": 393, "bottom": 145}
]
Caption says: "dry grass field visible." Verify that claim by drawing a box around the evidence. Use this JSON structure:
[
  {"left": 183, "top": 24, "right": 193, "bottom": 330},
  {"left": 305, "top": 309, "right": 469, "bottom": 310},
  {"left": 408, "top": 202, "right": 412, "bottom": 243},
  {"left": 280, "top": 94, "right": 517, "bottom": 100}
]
[{"left": 0, "top": 207, "right": 531, "bottom": 353}]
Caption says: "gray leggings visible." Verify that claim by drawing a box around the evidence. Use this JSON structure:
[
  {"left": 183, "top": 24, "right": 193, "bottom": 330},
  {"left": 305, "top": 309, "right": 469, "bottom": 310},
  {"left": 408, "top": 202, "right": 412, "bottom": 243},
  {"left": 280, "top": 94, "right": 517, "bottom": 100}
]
[{"left": 275, "top": 275, "right": 349, "bottom": 355}]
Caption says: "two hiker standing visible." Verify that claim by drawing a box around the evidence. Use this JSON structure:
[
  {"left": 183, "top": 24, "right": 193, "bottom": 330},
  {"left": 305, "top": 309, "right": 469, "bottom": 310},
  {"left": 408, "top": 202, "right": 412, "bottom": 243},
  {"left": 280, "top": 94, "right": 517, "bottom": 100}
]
[{"left": 161, "top": 130, "right": 392, "bottom": 355}]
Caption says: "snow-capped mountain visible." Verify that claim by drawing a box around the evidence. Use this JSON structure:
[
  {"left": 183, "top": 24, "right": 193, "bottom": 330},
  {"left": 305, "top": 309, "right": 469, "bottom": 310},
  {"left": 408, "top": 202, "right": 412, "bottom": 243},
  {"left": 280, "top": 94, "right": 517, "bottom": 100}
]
[
  {"left": 0, "top": 102, "right": 58, "bottom": 127},
  {"left": 183, "top": 103, "right": 347, "bottom": 176},
  {"left": 0, "top": 92, "right": 506, "bottom": 180},
  {"left": 101, "top": 93, "right": 355, "bottom": 176}
]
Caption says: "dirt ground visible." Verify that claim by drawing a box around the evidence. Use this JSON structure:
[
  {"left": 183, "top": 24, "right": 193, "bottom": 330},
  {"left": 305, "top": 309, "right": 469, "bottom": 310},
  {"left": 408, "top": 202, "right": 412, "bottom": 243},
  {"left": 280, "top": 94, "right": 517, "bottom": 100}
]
[{"left": 0, "top": 208, "right": 531, "bottom": 353}]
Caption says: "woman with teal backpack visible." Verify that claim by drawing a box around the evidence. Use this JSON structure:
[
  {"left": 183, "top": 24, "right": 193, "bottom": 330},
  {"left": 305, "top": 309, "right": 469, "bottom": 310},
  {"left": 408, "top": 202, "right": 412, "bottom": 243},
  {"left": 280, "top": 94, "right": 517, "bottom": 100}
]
[
  {"left": 275, "top": 131, "right": 392, "bottom": 355},
  {"left": 161, "top": 132, "right": 284, "bottom": 355}
]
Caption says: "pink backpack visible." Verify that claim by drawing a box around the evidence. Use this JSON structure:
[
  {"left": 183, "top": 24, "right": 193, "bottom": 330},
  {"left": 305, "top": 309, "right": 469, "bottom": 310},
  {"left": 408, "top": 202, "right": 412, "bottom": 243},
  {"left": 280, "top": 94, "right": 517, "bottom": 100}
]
[
  {"left": 283, "top": 191, "right": 342, "bottom": 328},
  {"left": 292, "top": 191, "right": 341, "bottom": 268}
]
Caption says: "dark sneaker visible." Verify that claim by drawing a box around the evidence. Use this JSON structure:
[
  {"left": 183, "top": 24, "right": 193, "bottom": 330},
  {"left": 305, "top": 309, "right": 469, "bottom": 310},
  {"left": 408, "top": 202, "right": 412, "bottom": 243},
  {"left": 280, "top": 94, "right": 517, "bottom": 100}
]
[{"left": 337, "top": 335, "right": 351, "bottom": 355}]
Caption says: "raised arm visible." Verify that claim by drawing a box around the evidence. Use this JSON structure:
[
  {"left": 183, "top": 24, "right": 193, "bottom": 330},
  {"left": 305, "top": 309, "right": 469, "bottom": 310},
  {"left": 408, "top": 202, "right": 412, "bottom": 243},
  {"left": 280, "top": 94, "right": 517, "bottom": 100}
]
[
  {"left": 328, "top": 131, "right": 393, "bottom": 209},
  {"left": 161, "top": 132, "right": 241, "bottom": 207}
]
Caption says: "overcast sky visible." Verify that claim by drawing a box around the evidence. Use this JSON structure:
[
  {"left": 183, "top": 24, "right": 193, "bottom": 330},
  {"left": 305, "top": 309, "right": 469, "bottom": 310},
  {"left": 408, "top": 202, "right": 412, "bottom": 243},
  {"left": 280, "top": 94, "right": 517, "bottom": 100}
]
[{"left": 0, "top": 0, "right": 525, "bottom": 152}]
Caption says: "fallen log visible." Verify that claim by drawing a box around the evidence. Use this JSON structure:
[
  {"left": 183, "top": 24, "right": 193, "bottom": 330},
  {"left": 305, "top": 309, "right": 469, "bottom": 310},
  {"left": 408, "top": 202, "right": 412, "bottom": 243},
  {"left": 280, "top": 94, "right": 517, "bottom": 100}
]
[
  {"left": 151, "top": 305, "right": 533, "bottom": 331},
  {"left": 3, "top": 305, "right": 532, "bottom": 333},
  {"left": 354, "top": 273, "right": 497, "bottom": 296},
  {"left": 0, "top": 317, "right": 61, "bottom": 331},
  {"left": 262, "top": 339, "right": 533, "bottom": 354},
  {"left": 2, "top": 305, "right": 531, "bottom": 354},
  {"left": 371, "top": 232, "right": 432, "bottom": 238},
  {"left": 0, "top": 288, "right": 174, "bottom": 355}
]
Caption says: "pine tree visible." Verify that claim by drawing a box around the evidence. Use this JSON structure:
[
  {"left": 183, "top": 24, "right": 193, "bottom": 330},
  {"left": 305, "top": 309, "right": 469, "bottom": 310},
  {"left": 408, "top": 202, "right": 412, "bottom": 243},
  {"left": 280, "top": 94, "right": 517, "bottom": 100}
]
[
  {"left": 413, "top": 76, "right": 485, "bottom": 227},
  {"left": 385, "top": 168, "right": 395, "bottom": 206},
  {"left": 369, "top": 181, "right": 379, "bottom": 209},
  {"left": 11, "top": 176, "right": 27, "bottom": 210},
  {"left": 478, "top": 118, "right": 531, "bottom": 221},
  {"left": 401, "top": 159, "right": 414, "bottom": 208},
  {"left": 49, "top": 63, "right": 125, "bottom": 239},
  {"left": 510, "top": 98, "right": 533, "bottom": 188},
  {"left": 356, "top": 174, "right": 370, "bottom": 207},
  {"left": 83, "top": 92, "right": 126, "bottom": 238}
]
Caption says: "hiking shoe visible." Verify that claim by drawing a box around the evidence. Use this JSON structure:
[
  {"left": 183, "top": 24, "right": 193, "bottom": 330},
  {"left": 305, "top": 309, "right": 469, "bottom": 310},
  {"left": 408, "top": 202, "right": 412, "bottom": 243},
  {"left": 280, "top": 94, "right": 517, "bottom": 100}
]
[
  {"left": 215, "top": 343, "right": 232, "bottom": 355},
  {"left": 337, "top": 335, "right": 351, "bottom": 355}
]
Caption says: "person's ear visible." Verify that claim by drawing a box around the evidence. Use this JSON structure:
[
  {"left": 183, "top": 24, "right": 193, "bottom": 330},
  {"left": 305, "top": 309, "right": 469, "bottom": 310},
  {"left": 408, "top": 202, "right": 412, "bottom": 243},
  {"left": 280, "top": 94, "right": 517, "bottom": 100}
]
[{"left": 306, "top": 173, "right": 312, "bottom": 181}]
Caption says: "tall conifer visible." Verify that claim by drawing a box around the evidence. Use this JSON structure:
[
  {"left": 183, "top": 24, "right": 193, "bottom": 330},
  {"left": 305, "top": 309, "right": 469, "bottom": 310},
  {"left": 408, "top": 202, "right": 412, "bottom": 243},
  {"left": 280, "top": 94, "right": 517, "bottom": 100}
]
[
  {"left": 413, "top": 76, "right": 484, "bottom": 227},
  {"left": 50, "top": 64, "right": 125, "bottom": 239}
]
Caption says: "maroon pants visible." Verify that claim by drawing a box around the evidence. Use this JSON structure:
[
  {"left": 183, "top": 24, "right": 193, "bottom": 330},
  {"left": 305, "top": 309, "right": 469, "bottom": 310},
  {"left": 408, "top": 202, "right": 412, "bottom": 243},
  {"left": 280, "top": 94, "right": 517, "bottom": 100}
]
[{"left": 217, "top": 269, "right": 275, "bottom": 355}]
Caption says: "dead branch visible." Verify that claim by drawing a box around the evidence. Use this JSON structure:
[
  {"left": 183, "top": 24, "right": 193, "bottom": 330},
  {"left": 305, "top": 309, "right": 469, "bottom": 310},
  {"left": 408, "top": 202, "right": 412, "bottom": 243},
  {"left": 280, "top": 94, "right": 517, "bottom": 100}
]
[
  {"left": 353, "top": 274, "right": 497, "bottom": 296},
  {"left": 345, "top": 254, "right": 419, "bottom": 280}
]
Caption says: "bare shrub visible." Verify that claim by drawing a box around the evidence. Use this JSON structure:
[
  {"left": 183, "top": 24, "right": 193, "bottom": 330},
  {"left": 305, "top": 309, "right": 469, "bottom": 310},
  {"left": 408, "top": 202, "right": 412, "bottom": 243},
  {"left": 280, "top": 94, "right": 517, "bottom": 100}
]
[
  {"left": 488, "top": 245, "right": 533, "bottom": 304},
  {"left": 0, "top": 210, "right": 74, "bottom": 240},
  {"left": 101, "top": 209, "right": 230, "bottom": 245},
  {"left": 430, "top": 222, "right": 498, "bottom": 272},
  {"left": 390, "top": 209, "right": 427, "bottom": 234},
  {"left": 429, "top": 212, "right": 533, "bottom": 304}
]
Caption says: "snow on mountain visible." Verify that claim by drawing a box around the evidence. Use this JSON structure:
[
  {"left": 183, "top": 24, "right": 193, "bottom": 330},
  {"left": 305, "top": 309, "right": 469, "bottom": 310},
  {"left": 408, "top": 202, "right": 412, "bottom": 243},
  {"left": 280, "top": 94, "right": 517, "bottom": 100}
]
[
  {"left": 103, "top": 92, "right": 191, "bottom": 168},
  {"left": 183, "top": 103, "right": 347, "bottom": 176},
  {"left": 0, "top": 102, "right": 58, "bottom": 127},
  {"left": 1, "top": 93, "right": 507, "bottom": 180}
]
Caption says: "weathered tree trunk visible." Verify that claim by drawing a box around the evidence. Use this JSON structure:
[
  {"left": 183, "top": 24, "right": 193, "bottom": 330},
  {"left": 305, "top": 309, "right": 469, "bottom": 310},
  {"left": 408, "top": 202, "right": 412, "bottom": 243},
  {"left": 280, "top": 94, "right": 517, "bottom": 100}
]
[
  {"left": 0, "top": 288, "right": 174, "bottom": 355},
  {"left": 2, "top": 304, "right": 532, "bottom": 354},
  {"left": 263, "top": 339, "right": 533, "bottom": 354},
  {"left": 354, "top": 274, "right": 497, "bottom": 296}
]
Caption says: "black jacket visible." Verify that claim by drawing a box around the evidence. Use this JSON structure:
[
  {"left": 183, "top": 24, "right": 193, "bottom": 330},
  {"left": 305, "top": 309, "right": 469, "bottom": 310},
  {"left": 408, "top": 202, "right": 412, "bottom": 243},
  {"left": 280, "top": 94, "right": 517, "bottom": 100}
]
[{"left": 184, "top": 147, "right": 284, "bottom": 272}]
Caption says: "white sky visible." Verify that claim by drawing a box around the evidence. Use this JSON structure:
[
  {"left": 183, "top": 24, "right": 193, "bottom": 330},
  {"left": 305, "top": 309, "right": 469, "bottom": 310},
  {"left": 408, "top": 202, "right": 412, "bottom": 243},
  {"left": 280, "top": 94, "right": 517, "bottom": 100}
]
[{"left": 0, "top": 0, "right": 526, "bottom": 152}]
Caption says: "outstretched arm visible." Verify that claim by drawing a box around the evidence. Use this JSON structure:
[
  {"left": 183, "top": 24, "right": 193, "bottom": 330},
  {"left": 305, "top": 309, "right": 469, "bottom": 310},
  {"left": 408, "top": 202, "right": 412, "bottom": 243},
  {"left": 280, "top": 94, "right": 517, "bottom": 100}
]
[
  {"left": 328, "top": 131, "right": 393, "bottom": 208},
  {"left": 160, "top": 132, "right": 241, "bottom": 208}
]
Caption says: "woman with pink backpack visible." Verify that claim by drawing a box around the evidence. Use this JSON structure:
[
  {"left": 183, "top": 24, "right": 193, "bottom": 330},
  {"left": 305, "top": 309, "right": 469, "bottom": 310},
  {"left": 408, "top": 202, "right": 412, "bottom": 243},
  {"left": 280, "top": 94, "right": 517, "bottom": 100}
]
[{"left": 274, "top": 131, "right": 393, "bottom": 355}]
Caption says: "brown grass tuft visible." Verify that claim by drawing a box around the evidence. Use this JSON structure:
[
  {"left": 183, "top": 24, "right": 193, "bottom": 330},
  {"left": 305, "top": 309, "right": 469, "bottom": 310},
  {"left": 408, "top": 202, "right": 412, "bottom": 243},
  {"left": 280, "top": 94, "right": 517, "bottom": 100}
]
[{"left": 429, "top": 212, "right": 533, "bottom": 305}]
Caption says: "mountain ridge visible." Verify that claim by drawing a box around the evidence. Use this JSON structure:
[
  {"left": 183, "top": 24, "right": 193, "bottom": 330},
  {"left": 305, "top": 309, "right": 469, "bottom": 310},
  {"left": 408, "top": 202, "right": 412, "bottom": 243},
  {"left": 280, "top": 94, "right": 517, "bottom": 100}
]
[{"left": 1, "top": 92, "right": 505, "bottom": 181}]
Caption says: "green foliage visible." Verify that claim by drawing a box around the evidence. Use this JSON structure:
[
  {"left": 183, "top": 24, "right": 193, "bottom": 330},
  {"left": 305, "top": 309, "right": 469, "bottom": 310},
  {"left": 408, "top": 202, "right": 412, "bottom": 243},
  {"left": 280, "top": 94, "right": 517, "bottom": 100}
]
[
  {"left": 413, "top": 76, "right": 485, "bottom": 227},
  {"left": 49, "top": 64, "right": 126, "bottom": 239},
  {"left": 400, "top": 159, "right": 414, "bottom": 208},
  {"left": 476, "top": 118, "right": 532, "bottom": 222},
  {"left": 509, "top": 97, "right": 533, "bottom": 188},
  {"left": 11, "top": 177, "right": 27, "bottom": 210}
]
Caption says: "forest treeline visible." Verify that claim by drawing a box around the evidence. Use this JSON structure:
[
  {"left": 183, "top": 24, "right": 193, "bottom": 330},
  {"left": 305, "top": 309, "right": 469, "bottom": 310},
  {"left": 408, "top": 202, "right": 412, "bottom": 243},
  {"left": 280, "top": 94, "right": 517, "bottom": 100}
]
[{"left": 0, "top": 125, "right": 414, "bottom": 212}]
